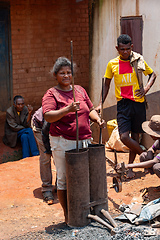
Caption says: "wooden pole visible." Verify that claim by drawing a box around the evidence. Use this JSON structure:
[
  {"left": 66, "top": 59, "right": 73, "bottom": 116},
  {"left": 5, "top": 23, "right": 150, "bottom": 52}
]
[
  {"left": 71, "top": 40, "right": 79, "bottom": 151},
  {"left": 99, "top": 78, "right": 104, "bottom": 144}
]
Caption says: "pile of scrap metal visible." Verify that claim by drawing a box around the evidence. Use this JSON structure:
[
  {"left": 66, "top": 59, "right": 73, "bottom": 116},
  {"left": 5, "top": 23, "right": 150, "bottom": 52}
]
[{"left": 116, "top": 197, "right": 160, "bottom": 227}]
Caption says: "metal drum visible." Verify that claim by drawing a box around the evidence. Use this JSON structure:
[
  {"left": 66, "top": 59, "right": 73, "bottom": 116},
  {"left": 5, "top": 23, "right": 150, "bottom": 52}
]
[
  {"left": 65, "top": 148, "right": 90, "bottom": 227},
  {"left": 88, "top": 144, "right": 108, "bottom": 216}
]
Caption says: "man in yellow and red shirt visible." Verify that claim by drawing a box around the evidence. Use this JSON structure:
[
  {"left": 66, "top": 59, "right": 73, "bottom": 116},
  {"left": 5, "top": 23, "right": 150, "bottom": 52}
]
[{"left": 97, "top": 34, "right": 156, "bottom": 178}]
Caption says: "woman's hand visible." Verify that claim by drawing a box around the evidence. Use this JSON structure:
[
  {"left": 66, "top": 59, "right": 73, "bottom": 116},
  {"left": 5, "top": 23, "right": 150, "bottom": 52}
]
[
  {"left": 97, "top": 118, "right": 106, "bottom": 128},
  {"left": 44, "top": 101, "right": 80, "bottom": 123},
  {"left": 89, "top": 109, "right": 106, "bottom": 127},
  {"left": 95, "top": 104, "right": 101, "bottom": 114},
  {"left": 69, "top": 101, "right": 80, "bottom": 112}
]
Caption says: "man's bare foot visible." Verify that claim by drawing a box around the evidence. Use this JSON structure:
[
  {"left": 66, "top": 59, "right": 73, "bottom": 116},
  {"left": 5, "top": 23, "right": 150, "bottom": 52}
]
[
  {"left": 65, "top": 216, "right": 68, "bottom": 225},
  {"left": 126, "top": 169, "right": 135, "bottom": 179},
  {"left": 64, "top": 210, "right": 68, "bottom": 224}
]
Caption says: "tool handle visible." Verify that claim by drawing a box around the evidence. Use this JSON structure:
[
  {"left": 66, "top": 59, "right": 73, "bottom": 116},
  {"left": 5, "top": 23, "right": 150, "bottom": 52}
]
[
  {"left": 71, "top": 41, "right": 75, "bottom": 99},
  {"left": 99, "top": 78, "right": 104, "bottom": 144},
  {"left": 114, "top": 149, "right": 117, "bottom": 165},
  {"left": 106, "top": 156, "right": 116, "bottom": 169},
  {"left": 71, "top": 41, "right": 79, "bottom": 151},
  {"left": 88, "top": 214, "right": 115, "bottom": 232},
  {"left": 101, "top": 209, "right": 118, "bottom": 228}
]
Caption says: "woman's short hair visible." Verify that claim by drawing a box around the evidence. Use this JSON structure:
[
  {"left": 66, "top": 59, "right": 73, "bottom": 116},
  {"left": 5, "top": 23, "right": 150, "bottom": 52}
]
[{"left": 51, "top": 57, "right": 72, "bottom": 75}]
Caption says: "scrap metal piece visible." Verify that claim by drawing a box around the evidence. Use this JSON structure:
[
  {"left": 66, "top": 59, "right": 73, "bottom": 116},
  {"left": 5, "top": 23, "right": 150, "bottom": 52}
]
[
  {"left": 114, "top": 149, "right": 118, "bottom": 165},
  {"left": 106, "top": 151, "right": 127, "bottom": 193},
  {"left": 129, "top": 203, "right": 143, "bottom": 216},
  {"left": 113, "top": 177, "right": 122, "bottom": 192},
  {"left": 106, "top": 156, "right": 116, "bottom": 169},
  {"left": 151, "top": 221, "right": 160, "bottom": 228}
]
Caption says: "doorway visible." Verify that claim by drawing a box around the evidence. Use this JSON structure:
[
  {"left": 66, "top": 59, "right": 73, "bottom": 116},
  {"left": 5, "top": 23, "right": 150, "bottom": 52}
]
[
  {"left": 120, "top": 16, "right": 143, "bottom": 54},
  {"left": 0, "top": 3, "right": 12, "bottom": 111}
]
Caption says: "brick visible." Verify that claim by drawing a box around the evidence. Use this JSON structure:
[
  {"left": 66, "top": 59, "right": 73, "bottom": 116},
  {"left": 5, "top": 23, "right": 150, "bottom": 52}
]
[{"left": 9, "top": 0, "right": 89, "bottom": 107}]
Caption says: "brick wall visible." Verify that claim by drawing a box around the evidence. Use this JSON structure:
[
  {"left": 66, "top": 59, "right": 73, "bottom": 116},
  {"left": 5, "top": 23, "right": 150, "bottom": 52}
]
[{"left": 6, "top": 0, "right": 89, "bottom": 109}]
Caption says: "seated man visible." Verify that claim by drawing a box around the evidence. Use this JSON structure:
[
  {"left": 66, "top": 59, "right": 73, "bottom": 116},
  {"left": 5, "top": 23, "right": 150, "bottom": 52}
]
[
  {"left": 3, "top": 95, "right": 39, "bottom": 158},
  {"left": 117, "top": 115, "right": 160, "bottom": 191}
]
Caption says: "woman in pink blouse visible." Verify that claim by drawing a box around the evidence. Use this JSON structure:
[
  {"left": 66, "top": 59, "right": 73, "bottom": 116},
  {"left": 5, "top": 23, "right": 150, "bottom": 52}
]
[{"left": 42, "top": 57, "right": 105, "bottom": 224}]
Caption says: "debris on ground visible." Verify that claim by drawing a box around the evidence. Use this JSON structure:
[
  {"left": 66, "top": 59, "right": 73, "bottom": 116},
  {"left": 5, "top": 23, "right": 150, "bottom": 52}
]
[
  {"left": 10, "top": 222, "right": 160, "bottom": 240},
  {"left": 117, "top": 198, "right": 160, "bottom": 225},
  {"left": 1, "top": 151, "right": 160, "bottom": 239}
]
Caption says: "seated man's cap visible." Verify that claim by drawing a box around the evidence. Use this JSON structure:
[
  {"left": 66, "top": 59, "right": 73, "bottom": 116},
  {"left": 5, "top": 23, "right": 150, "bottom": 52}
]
[{"left": 142, "top": 115, "right": 160, "bottom": 138}]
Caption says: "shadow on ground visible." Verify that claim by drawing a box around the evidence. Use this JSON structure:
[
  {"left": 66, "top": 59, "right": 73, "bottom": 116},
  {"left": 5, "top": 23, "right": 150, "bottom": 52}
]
[{"left": 33, "top": 187, "right": 59, "bottom": 204}]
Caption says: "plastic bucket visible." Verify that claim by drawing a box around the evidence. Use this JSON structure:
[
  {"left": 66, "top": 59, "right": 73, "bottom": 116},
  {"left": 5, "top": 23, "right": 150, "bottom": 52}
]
[{"left": 107, "top": 119, "right": 117, "bottom": 137}]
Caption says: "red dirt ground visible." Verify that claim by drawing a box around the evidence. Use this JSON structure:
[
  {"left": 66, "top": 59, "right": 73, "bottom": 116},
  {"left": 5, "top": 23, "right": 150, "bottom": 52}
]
[{"left": 0, "top": 149, "right": 160, "bottom": 239}]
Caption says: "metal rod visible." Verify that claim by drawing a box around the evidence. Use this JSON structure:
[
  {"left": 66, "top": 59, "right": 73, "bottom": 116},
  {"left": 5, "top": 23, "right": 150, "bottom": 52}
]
[
  {"left": 71, "top": 40, "right": 79, "bottom": 152},
  {"left": 99, "top": 78, "right": 104, "bottom": 144},
  {"left": 114, "top": 149, "right": 117, "bottom": 165},
  {"left": 83, "top": 198, "right": 108, "bottom": 209}
]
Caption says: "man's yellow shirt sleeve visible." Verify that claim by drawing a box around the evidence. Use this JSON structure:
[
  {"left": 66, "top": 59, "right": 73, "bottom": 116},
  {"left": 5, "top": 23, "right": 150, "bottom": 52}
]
[{"left": 104, "top": 61, "right": 113, "bottom": 79}]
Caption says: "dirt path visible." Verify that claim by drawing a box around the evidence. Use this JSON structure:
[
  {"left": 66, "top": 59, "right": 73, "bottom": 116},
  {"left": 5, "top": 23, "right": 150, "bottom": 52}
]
[{"left": 0, "top": 150, "right": 160, "bottom": 239}]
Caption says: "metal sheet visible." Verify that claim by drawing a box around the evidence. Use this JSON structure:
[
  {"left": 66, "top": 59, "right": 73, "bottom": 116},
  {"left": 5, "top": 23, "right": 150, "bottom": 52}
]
[{"left": 88, "top": 144, "right": 108, "bottom": 216}]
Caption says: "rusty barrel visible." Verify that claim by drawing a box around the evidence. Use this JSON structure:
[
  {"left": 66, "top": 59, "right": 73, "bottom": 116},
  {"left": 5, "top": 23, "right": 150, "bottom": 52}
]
[
  {"left": 88, "top": 144, "right": 108, "bottom": 216},
  {"left": 65, "top": 148, "right": 90, "bottom": 227}
]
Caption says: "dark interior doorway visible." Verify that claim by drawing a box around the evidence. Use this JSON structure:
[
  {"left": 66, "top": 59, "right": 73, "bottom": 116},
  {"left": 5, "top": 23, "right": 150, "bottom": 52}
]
[
  {"left": 0, "top": 3, "right": 12, "bottom": 111},
  {"left": 120, "top": 16, "right": 143, "bottom": 54}
]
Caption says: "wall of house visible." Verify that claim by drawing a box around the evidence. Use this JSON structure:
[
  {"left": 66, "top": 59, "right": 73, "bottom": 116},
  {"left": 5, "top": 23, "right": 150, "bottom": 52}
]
[
  {"left": 1, "top": 0, "right": 89, "bottom": 110},
  {"left": 90, "top": 0, "right": 160, "bottom": 146}
]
